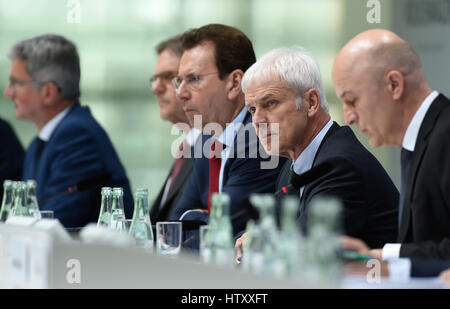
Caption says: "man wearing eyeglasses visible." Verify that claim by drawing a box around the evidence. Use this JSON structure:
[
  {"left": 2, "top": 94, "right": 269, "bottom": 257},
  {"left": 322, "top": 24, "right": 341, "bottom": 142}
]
[
  {"left": 3, "top": 34, "right": 133, "bottom": 227},
  {"left": 149, "top": 35, "right": 201, "bottom": 224},
  {"left": 169, "top": 24, "right": 287, "bottom": 236}
]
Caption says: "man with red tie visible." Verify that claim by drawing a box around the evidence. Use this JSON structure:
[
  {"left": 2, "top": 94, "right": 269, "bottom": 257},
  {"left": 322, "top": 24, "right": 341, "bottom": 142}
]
[
  {"left": 149, "top": 35, "right": 201, "bottom": 225},
  {"left": 170, "top": 24, "right": 286, "bottom": 236}
]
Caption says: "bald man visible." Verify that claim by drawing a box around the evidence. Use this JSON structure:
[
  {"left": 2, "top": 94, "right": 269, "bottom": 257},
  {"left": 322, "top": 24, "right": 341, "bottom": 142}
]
[{"left": 333, "top": 29, "right": 450, "bottom": 260}]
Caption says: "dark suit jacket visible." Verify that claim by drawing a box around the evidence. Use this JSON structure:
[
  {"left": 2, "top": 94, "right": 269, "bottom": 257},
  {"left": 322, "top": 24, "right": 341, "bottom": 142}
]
[
  {"left": 277, "top": 122, "right": 399, "bottom": 248},
  {"left": 23, "top": 102, "right": 133, "bottom": 228},
  {"left": 410, "top": 258, "right": 450, "bottom": 277},
  {"left": 171, "top": 111, "right": 288, "bottom": 235},
  {"left": 399, "top": 94, "right": 450, "bottom": 259},
  {"left": 150, "top": 157, "right": 194, "bottom": 225},
  {"left": 0, "top": 118, "right": 25, "bottom": 198}
]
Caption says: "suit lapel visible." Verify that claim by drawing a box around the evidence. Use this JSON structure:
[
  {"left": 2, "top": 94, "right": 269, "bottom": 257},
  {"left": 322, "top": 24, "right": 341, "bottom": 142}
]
[
  {"left": 163, "top": 158, "right": 193, "bottom": 204},
  {"left": 222, "top": 110, "right": 253, "bottom": 185},
  {"left": 33, "top": 103, "right": 80, "bottom": 198},
  {"left": 301, "top": 122, "right": 340, "bottom": 205},
  {"left": 398, "top": 140, "right": 427, "bottom": 241},
  {"left": 24, "top": 138, "right": 40, "bottom": 180},
  {"left": 276, "top": 159, "right": 292, "bottom": 191},
  {"left": 399, "top": 94, "right": 450, "bottom": 242},
  {"left": 310, "top": 122, "right": 340, "bottom": 168}
]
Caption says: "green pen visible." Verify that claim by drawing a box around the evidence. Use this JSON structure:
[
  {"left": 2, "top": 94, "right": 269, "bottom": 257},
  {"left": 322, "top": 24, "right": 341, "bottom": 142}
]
[{"left": 340, "top": 250, "right": 372, "bottom": 261}]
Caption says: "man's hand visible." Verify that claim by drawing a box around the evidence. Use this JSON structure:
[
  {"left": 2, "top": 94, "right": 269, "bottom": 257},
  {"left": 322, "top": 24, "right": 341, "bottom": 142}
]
[
  {"left": 440, "top": 268, "right": 450, "bottom": 285},
  {"left": 368, "top": 249, "right": 383, "bottom": 260},
  {"left": 339, "top": 236, "right": 371, "bottom": 256},
  {"left": 235, "top": 232, "right": 248, "bottom": 261}
]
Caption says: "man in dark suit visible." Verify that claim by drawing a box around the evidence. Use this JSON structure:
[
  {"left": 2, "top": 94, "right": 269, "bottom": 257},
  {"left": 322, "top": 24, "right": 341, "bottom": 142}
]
[
  {"left": 0, "top": 118, "right": 25, "bottom": 198},
  {"left": 4, "top": 34, "right": 133, "bottom": 227},
  {"left": 149, "top": 35, "right": 200, "bottom": 225},
  {"left": 333, "top": 29, "right": 450, "bottom": 260},
  {"left": 236, "top": 46, "right": 399, "bottom": 259},
  {"left": 170, "top": 24, "right": 286, "bottom": 236}
]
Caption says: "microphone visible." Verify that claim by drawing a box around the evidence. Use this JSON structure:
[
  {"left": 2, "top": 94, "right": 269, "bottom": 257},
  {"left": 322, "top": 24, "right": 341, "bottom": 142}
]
[
  {"left": 38, "top": 172, "right": 112, "bottom": 204},
  {"left": 274, "top": 162, "right": 332, "bottom": 196},
  {"left": 230, "top": 162, "right": 333, "bottom": 222},
  {"left": 230, "top": 197, "right": 260, "bottom": 222},
  {"left": 183, "top": 163, "right": 333, "bottom": 232}
]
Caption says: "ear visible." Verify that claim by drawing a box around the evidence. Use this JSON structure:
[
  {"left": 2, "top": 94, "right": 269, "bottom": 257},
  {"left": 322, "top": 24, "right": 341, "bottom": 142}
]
[
  {"left": 386, "top": 70, "right": 404, "bottom": 100},
  {"left": 39, "top": 82, "right": 60, "bottom": 106},
  {"left": 304, "top": 88, "right": 321, "bottom": 117},
  {"left": 226, "top": 69, "right": 244, "bottom": 101}
]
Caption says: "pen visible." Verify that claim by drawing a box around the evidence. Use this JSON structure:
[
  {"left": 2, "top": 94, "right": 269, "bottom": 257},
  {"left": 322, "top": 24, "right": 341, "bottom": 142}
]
[{"left": 340, "top": 250, "right": 372, "bottom": 261}]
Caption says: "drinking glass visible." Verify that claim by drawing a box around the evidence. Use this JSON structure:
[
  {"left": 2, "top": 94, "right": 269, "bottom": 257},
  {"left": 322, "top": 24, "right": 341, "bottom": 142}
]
[
  {"left": 40, "top": 210, "right": 54, "bottom": 219},
  {"left": 199, "top": 225, "right": 210, "bottom": 262},
  {"left": 156, "top": 221, "right": 182, "bottom": 256}
]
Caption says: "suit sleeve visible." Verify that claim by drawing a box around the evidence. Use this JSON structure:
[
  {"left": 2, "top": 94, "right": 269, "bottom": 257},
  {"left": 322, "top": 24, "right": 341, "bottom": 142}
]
[
  {"left": 302, "top": 156, "right": 398, "bottom": 248},
  {"left": 42, "top": 125, "right": 105, "bottom": 227},
  {"left": 400, "top": 136, "right": 450, "bottom": 260},
  {"left": 303, "top": 157, "right": 367, "bottom": 237},
  {"left": 222, "top": 156, "right": 286, "bottom": 235},
  {"left": 410, "top": 258, "right": 450, "bottom": 277},
  {"left": 400, "top": 239, "right": 450, "bottom": 260}
]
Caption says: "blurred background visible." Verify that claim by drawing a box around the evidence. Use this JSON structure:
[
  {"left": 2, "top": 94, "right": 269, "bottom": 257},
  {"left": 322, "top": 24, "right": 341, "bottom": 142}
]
[{"left": 1, "top": 0, "right": 449, "bottom": 202}]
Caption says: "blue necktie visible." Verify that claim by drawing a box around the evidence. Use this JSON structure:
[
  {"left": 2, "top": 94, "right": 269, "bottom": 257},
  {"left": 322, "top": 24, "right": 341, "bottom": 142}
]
[
  {"left": 33, "top": 137, "right": 46, "bottom": 178},
  {"left": 399, "top": 148, "right": 413, "bottom": 228}
]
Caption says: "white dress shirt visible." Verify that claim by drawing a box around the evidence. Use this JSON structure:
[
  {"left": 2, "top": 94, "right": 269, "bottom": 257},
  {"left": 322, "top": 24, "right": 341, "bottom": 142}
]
[
  {"left": 292, "top": 119, "right": 333, "bottom": 199},
  {"left": 178, "top": 110, "right": 247, "bottom": 221},
  {"left": 215, "top": 106, "right": 248, "bottom": 192},
  {"left": 382, "top": 90, "right": 439, "bottom": 260},
  {"left": 38, "top": 105, "right": 73, "bottom": 141}
]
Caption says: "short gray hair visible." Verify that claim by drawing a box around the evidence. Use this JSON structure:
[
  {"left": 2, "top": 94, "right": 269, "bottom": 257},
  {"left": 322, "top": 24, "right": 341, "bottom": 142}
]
[
  {"left": 7, "top": 34, "right": 81, "bottom": 101},
  {"left": 242, "top": 46, "right": 329, "bottom": 113}
]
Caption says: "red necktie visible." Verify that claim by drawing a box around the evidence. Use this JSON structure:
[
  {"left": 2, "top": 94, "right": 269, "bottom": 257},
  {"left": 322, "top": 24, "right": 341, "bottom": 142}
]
[
  {"left": 208, "top": 141, "right": 224, "bottom": 213},
  {"left": 168, "top": 142, "right": 187, "bottom": 193}
]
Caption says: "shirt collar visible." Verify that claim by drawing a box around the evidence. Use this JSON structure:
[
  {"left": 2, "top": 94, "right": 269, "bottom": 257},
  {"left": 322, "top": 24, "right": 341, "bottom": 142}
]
[
  {"left": 293, "top": 119, "right": 334, "bottom": 175},
  {"left": 38, "top": 105, "right": 73, "bottom": 142},
  {"left": 216, "top": 106, "right": 247, "bottom": 148},
  {"left": 402, "top": 90, "right": 439, "bottom": 151},
  {"left": 186, "top": 127, "right": 202, "bottom": 147}
]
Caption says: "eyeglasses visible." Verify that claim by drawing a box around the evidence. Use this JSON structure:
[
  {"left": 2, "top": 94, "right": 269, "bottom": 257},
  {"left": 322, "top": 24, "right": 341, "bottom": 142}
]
[
  {"left": 8, "top": 77, "right": 62, "bottom": 93},
  {"left": 149, "top": 71, "right": 178, "bottom": 88},
  {"left": 8, "top": 77, "right": 42, "bottom": 89},
  {"left": 172, "top": 72, "right": 219, "bottom": 91}
]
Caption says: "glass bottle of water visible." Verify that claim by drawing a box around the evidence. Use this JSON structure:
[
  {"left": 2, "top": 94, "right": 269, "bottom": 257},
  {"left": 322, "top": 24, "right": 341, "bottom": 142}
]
[
  {"left": 129, "top": 188, "right": 154, "bottom": 250},
  {"left": 97, "top": 187, "right": 112, "bottom": 227},
  {"left": 279, "top": 196, "right": 305, "bottom": 281},
  {"left": 109, "top": 187, "right": 125, "bottom": 230},
  {"left": 241, "top": 219, "right": 258, "bottom": 272},
  {"left": 115, "top": 214, "right": 129, "bottom": 234},
  {"left": 304, "top": 196, "right": 343, "bottom": 287},
  {"left": 247, "top": 193, "right": 284, "bottom": 277},
  {"left": 9, "top": 181, "right": 32, "bottom": 217},
  {"left": 0, "top": 180, "right": 14, "bottom": 222},
  {"left": 26, "top": 180, "right": 41, "bottom": 220},
  {"left": 203, "top": 193, "right": 234, "bottom": 267}
]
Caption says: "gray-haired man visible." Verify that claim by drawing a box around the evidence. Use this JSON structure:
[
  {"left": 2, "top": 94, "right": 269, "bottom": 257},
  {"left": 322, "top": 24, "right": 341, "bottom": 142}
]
[
  {"left": 236, "top": 46, "right": 400, "bottom": 259},
  {"left": 4, "top": 34, "right": 133, "bottom": 227}
]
